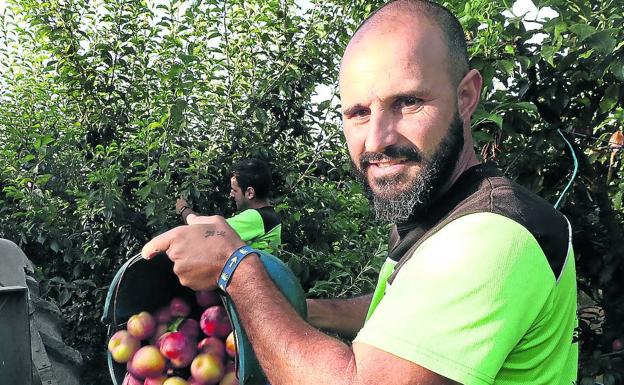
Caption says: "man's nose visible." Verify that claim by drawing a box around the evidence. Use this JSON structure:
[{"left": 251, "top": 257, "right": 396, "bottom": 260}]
[{"left": 364, "top": 110, "right": 398, "bottom": 153}]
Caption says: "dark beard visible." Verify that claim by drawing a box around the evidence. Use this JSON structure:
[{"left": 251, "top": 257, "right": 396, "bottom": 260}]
[{"left": 352, "top": 112, "right": 464, "bottom": 223}]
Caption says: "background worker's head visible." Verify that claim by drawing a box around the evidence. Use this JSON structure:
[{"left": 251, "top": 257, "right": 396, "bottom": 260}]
[
  {"left": 229, "top": 158, "right": 273, "bottom": 211},
  {"left": 339, "top": 0, "right": 482, "bottom": 222}
]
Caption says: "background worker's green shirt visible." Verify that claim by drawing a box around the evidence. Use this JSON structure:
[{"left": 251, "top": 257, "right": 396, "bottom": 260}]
[
  {"left": 355, "top": 164, "right": 578, "bottom": 385},
  {"left": 226, "top": 207, "right": 281, "bottom": 252}
]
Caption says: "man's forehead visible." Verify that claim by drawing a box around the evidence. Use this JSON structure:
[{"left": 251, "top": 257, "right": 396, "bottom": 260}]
[
  {"left": 343, "top": 14, "right": 445, "bottom": 63},
  {"left": 339, "top": 22, "right": 449, "bottom": 96}
]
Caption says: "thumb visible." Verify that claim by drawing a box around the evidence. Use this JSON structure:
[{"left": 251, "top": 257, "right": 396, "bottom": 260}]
[{"left": 141, "top": 227, "right": 179, "bottom": 260}]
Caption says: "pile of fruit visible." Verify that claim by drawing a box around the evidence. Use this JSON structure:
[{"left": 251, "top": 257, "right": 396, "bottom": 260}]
[{"left": 107, "top": 289, "right": 239, "bottom": 385}]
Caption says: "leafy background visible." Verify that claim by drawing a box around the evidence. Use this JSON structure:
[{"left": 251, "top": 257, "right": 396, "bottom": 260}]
[{"left": 0, "top": 0, "right": 622, "bottom": 383}]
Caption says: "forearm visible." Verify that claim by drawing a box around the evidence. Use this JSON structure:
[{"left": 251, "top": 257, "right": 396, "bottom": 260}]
[
  {"left": 229, "top": 254, "right": 356, "bottom": 385},
  {"left": 306, "top": 295, "right": 372, "bottom": 339}
]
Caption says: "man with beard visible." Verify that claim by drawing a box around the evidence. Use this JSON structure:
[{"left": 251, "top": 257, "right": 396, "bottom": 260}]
[{"left": 141, "top": 1, "right": 578, "bottom": 384}]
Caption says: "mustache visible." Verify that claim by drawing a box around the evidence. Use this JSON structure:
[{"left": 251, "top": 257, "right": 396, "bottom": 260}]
[{"left": 359, "top": 145, "right": 423, "bottom": 169}]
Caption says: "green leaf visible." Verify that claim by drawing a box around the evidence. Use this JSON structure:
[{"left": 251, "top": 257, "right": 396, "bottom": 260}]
[
  {"left": 541, "top": 45, "right": 558, "bottom": 67},
  {"left": 497, "top": 59, "right": 515, "bottom": 76},
  {"left": 510, "top": 102, "right": 538, "bottom": 113},
  {"left": 170, "top": 98, "right": 187, "bottom": 127},
  {"left": 613, "top": 191, "right": 623, "bottom": 211},
  {"left": 474, "top": 111, "right": 503, "bottom": 129},
  {"left": 34, "top": 135, "right": 54, "bottom": 150},
  {"left": 159, "top": 155, "right": 170, "bottom": 171},
  {"left": 472, "top": 130, "right": 492, "bottom": 143},
  {"left": 610, "top": 60, "right": 624, "bottom": 82},
  {"left": 585, "top": 29, "right": 617, "bottom": 55},
  {"left": 59, "top": 288, "right": 71, "bottom": 306},
  {"left": 569, "top": 24, "right": 596, "bottom": 41},
  {"left": 145, "top": 201, "right": 155, "bottom": 217},
  {"left": 600, "top": 84, "right": 620, "bottom": 112}
]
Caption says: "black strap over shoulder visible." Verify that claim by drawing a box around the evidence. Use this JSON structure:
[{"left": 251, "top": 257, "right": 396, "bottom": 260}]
[
  {"left": 385, "top": 164, "right": 503, "bottom": 284},
  {"left": 385, "top": 163, "right": 570, "bottom": 285}
]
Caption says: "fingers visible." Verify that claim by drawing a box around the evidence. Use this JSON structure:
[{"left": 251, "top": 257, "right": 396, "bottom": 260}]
[
  {"left": 186, "top": 214, "right": 216, "bottom": 225},
  {"left": 142, "top": 227, "right": 180, "bottom": 260}
]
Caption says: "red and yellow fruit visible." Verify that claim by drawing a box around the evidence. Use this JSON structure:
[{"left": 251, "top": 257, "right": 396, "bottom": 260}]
[
  {"left": 108, "top": 330, "right": 140, "bottom": 363},
  {"left": 191, "top": 352, "right": 224, "bottom": 384},
  {"left": 224, "top": 332, "right": 237, "bottom": 358},
  {"left": 128, "top": 345, "right": 166, "bottom": 379},
  {"left": 127, "top": 311, "right": 156, "bottom": 340},
  {"left": 200, "top": 306, "right": 231, "bottom": 339}
]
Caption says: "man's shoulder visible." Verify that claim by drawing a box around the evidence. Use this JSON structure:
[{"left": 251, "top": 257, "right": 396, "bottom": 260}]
[
  {"left": 228, "top": 207, "right": 281, "bottom": 232},
  {"left": 445, "top": 173, "right": 571, "bottom": 279},
  {"left": 228, "top": 209, "right": 263, "bottom": 222}
]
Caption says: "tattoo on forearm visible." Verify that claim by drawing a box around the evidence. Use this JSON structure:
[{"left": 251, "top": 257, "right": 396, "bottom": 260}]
[{"left": 204, "top": 230, "right": 226, "bottom": 238}]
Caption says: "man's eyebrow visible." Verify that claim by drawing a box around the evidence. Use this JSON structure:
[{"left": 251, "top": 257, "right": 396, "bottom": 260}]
[
  {"left": 391, "top": 88, "right": 432, "bottom": 100},
  {"left": 342, "top": 89, "right": 432, "bottom": 115}
]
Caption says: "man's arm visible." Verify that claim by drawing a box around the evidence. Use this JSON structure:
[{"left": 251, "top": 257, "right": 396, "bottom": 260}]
[
  {"left": 306, "top": 295, "right": 372, "bottom": 339},
  {"left": 142, "top": 221, "right": 458, "bottom": 385},
  {"left": 229, "top": 255, "right": 458, "bottom": 385},
  {"left": 176, "top": 197, "right": 201, "bottom": 224}
]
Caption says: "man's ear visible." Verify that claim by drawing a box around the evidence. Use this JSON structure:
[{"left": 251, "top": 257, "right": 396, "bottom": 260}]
[
  {"left": 457, "top": 69, "right": 483, "bottom": 120},
  {"left": 246, "top": 187, "right": 256, "bottom": 200}
]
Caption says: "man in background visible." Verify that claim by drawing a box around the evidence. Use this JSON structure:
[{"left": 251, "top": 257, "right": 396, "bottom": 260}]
[{"left": 176, "top": 158, "right": 281, "bottom": 252}]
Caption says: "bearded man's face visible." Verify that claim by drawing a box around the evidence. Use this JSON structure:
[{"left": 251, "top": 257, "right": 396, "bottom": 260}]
[{"left": 351, "top": 112, "right": 464, "bottom": 222}]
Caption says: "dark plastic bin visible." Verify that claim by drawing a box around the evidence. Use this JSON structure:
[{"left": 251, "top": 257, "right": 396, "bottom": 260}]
[
  {"left": 0, "top": 286, "right": 32, "bottom": 385},
  {"left": 102, "top": 251, "right": 306, "bottom": 385}
]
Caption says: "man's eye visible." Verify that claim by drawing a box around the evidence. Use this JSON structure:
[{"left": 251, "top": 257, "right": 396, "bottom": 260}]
[
  {"left": 397, "top": 97, "right": 422, "bottom": 108},
  {"left": 354, "top": 109, "right": 369, "bottom": 117}
]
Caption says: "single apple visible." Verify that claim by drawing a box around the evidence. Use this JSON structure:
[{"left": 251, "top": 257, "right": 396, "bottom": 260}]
[
  {"left": 144, "top": 376, "right": 168, "bottom": 385},
  {"left": 196, "top": 290, "right": 221, "bottom": 308},
  {"left": 127, "top": 311, "right": 156, "bottom": 340},
  {"left": 108, "top": 330, "right": 140, "bottom": 363},
  {"left": 170, "top": 297, "right": 191, "bottom": 318},
  {"left": 160, "top": 331, "right": 197, "bottom": 368},
  {"left": 122, "top": 373, "right": 143, "bottom": 385},
  {"left": 163, "top": 377, "right": 189, "bottom": 385},
  {"left": 128, "top": 345, "right": 166, "bottom": 379},
  {"left": 224, "top": 331, "right": 237, "bottom": 358},
  {"left": 197, "top": 337, "right": 225, "bottom": 360},
  {"left": 613, "top": 338, "right": 623, "bottom": 352},
  {"left": 191, "top": 353, "right": 224, "bottom": 384},
  {"left": 200, "top": 306, "right": 231, "bottom": 338}
]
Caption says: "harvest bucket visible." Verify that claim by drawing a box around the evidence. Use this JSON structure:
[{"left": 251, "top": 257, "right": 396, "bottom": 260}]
[{"left": 102, "top": 251, "right": 306, "bottom": 385}]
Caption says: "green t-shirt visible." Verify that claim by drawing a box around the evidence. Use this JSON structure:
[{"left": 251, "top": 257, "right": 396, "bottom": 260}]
[
  {"left": 226, "top": 208, "right": 281, "bottom": 252},
  {"left": 356, "top": 212, "right": 578, "bottom": 385}
]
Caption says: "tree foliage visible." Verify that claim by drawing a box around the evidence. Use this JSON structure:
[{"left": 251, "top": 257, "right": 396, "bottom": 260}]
[{"left": 0, "top": 0, "right": 622, "bottom": 383}]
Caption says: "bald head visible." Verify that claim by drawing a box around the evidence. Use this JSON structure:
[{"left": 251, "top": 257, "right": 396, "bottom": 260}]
[{"left": 344, "top": 0, "right": 469, "bottom": 86}]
